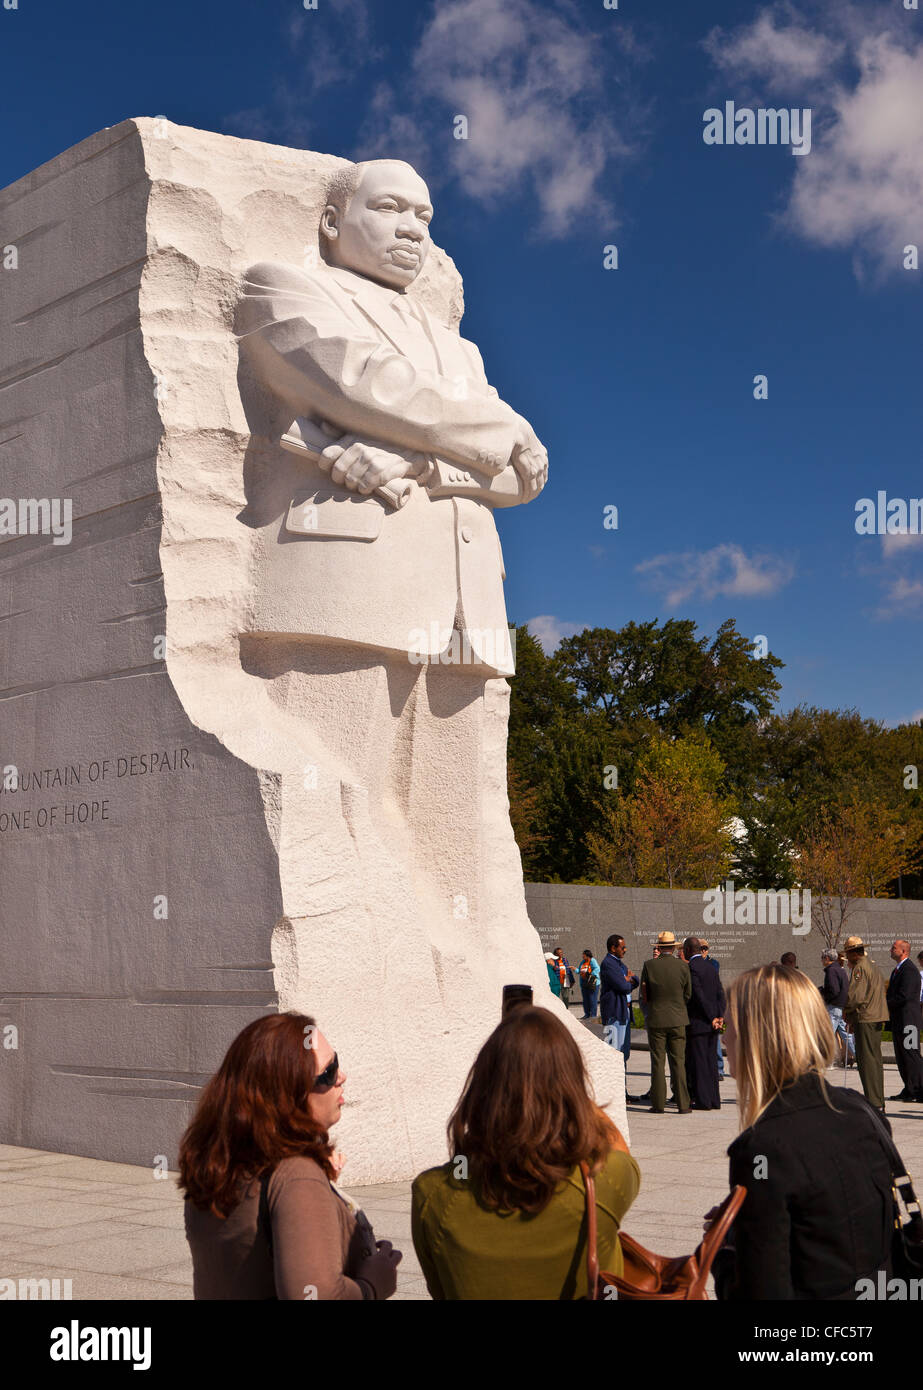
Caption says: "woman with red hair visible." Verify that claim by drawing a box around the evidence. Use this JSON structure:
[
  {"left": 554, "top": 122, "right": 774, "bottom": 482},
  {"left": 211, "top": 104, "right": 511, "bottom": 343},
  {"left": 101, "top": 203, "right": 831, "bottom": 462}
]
[{"left": 180, "top": 1012, "right": 401, "bottom": 1300}]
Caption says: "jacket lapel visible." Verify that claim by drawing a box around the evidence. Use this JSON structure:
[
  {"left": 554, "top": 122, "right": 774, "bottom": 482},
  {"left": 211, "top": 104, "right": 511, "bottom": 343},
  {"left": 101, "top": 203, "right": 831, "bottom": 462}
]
[{"left": 328, "top": 266, "right": 433, "bottom": 363}]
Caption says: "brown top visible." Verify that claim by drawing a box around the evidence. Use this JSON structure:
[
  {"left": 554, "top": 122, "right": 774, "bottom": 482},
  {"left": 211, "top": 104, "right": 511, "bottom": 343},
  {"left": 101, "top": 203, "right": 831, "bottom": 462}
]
[{"left": 184, "top": 1155, "right": 369, "bottom": 1300}]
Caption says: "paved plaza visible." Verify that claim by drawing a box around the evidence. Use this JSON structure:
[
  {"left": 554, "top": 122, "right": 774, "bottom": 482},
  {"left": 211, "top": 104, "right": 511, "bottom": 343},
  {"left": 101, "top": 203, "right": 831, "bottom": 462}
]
[{"left": 1, "top": 1052, "right": 921, "bottom": 1301}]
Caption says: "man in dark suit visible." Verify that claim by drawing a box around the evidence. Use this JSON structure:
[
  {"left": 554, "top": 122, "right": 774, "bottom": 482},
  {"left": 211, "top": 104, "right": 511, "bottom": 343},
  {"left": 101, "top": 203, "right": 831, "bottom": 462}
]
[
  {"left": 683, "top": 936, "right": 726, "bottom": 1110},
  {"left": 700, "top": 939, "right": 726, "bottom": 1079},
  {"left": 640, "top": 931, "right": 691, "bottom": 1113},
  {"left": 887, "top": 938, "right": 923, "bottom": 1102}
]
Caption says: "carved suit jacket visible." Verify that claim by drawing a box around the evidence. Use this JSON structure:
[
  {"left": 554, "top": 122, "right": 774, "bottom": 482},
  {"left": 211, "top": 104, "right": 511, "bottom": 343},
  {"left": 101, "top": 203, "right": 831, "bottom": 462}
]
[{"left": 237, "top": 260, "right": 542, "bottom": 674}]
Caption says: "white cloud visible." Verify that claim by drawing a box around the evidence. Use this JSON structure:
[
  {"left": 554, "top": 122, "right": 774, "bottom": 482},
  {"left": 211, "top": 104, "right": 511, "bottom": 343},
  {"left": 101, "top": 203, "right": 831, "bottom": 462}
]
[
  {"left": 856, "top": 527, "right": 923, "bottom": 617},
  {"left": 358, "top": 84, "right": 439, "bottom": 177},
  {"left": 787, "top": 35, "right": 923, "bottom": 271},
  {"left": 225, "top": 0, "right": 646, "bottom": 238},
  {"left": 356, "top": 0, "right": 644, "bottom": 238},
  {"left": 882, "top": 531, "right": 923, "bottom": 559},
  {"left": 704, "top": 5, "right": 845, "bottom": 90},
  {"left": 225, "top": 0, "right": 378, "bottom": 144},
  {"left": 704, "top": 4, "right": 923, "bottom": 277},
  {"left": 526, "top": 615, "right": 585, "bottom": 654},
  {"left": 287, "top": 0, "right": 380, "bottom": 93},
  {"left": 875, "top": 575, "right": 923, "bottom": 619},
  {"left": 635, "top": 543, "right": 795, "bottom": 606}
]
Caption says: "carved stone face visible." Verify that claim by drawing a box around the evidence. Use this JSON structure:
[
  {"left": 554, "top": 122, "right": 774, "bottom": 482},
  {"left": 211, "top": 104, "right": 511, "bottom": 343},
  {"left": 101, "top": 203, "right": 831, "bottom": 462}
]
[{"left": 324, "top": 161, "right": 433, "bottom": 290}]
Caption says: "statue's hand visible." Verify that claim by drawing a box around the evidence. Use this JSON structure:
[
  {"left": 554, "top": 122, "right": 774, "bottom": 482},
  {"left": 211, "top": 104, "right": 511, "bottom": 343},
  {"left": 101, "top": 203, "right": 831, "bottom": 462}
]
[
  {"left": 510, "top": 420, "right": 548, "bottom": 499},
  {"left": 320, "top": 435, "right": 424, "bottom": 495}
]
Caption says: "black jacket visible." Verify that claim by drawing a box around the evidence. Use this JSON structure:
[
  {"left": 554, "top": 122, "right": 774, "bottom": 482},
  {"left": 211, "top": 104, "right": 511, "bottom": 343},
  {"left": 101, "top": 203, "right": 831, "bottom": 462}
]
[
  {"left": 716, "top": 1073, "right": 893, "bottom": 1300},
  {"left": 887, "top": 958, "right": 923, "bottom": 1024},
  {"left": 822, "top": 961, "right": 849, "bottom": 1009},
  {"left": 687, "top": 955, "right": 726, "bottom": 1036}
]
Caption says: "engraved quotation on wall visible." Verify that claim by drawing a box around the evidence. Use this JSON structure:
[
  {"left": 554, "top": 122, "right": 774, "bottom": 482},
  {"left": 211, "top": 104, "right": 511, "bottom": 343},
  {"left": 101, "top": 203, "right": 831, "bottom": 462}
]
[{"left": 0, "top": 748, "right": 193, "bottom": 834}]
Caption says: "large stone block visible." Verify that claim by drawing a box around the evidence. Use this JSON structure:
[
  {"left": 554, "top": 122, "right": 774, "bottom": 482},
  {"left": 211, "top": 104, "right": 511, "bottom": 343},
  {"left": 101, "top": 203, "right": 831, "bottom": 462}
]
[{"left": 0, "top": 121, "right": 625, "bottom": 1182}]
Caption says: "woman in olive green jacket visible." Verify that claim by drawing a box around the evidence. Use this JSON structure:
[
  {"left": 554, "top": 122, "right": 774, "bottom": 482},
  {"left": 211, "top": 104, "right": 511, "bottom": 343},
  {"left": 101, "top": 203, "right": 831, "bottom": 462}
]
[{"left": 412, "top": 1006, "right": 640, "bottom": 1299}]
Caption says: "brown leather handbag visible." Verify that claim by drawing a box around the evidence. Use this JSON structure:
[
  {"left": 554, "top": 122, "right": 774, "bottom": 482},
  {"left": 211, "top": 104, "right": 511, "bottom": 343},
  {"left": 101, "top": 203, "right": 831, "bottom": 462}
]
[{"left": 580, "top": 1163, "right": 746, "bottom": 1300}]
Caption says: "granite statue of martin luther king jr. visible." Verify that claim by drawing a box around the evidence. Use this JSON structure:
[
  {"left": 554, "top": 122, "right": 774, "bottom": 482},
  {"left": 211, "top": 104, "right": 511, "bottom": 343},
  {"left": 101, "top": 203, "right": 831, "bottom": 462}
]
[
  {"left": 236, "top": 158, "right": 548, "bottom": 674},
  {"left": 231, "top": 165, "right": 625, "bottom": 1148}
]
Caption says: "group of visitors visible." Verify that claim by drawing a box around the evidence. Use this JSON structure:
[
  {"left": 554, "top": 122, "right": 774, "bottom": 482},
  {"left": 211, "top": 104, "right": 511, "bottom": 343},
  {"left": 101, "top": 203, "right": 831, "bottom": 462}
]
[
  {"left": 784, "top": 938, "right": 923, "bottom": 1111},
  {"left": 822, "top": 936, "right": 923, "bottom": 1111},
  {"left": 180, "top": 957, "right": 904, "bottom": 1300},
  {"left": 575, "top": 930, "right": 923, "bottom": 1122},
  {"left": 590, "top": 930, "right": 727, "bottom": 1113}
]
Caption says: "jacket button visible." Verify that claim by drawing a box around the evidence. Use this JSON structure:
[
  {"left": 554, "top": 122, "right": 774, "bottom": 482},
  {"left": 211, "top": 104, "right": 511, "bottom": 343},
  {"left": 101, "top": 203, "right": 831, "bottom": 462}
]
[{"left": 461, "top": 526, "right": 472, "bottom": 542}]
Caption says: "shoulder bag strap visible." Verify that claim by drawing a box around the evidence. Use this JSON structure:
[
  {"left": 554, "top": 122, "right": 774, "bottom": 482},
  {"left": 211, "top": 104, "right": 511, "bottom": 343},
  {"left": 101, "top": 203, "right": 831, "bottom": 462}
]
[
  {"left": 864, "top": 1103, "right": 923, "bottom": 1228},
  {"left": 698, "top": 1185, "right": 746, "bottom": 1262},
  {"left": 580, "top": 1162, "right": 600, "bottom": 1297},
  {"left": 687, "top": 1185, "right": 747, "bottom": 1299}
]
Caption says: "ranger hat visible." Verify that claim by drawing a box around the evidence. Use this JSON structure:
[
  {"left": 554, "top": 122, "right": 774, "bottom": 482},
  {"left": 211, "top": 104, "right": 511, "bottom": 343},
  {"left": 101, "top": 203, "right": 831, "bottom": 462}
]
[
  {"left": 656, "top": 931, "right": 678, "bottom": 946},
  {"left": 843, "top": 935, "right": 865, "bottom": 952}
]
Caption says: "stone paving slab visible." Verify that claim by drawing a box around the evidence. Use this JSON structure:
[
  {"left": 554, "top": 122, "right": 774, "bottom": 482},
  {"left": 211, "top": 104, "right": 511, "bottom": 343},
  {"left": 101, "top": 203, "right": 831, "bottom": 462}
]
[{"left": 1, "top": 1056, "right": 921, "bottom": 1301}]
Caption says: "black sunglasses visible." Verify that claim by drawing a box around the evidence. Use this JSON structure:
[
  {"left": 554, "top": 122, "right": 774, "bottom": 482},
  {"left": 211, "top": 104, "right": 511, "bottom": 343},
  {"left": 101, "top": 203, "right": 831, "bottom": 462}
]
[{"left": 313, "top": 1053, "right": 340, "bottom": 1089}]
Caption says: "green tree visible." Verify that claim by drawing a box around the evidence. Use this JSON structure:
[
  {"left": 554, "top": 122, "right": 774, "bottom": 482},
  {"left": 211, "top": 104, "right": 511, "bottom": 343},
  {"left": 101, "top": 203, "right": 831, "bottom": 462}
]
[
  {"left": 507, "top": 625, "right": 624, "bottom": 881},
  {"left": 506, "top": 620, "right": 923, "bottom": 899},
  {"left": 586, "top": 735, "right": 737, "bottom": 890},
  {"left": 735, "top": 708, "right": 923, "bottom": 892},
  {"left": 553, "top": 619, "right": 782, "bottom": 767}
]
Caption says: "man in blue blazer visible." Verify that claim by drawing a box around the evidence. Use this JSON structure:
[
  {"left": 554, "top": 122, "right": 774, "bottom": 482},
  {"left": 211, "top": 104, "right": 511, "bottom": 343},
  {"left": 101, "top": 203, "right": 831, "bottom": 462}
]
[{"left": 599, "top": 934, "right": 639, "bottom": 1062}]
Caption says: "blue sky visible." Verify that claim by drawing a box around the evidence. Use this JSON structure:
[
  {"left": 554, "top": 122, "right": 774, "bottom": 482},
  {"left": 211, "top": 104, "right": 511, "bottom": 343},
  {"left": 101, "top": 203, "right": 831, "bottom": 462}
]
[{"left": 2, "top": 0, "right": 921, "bottom": 724}]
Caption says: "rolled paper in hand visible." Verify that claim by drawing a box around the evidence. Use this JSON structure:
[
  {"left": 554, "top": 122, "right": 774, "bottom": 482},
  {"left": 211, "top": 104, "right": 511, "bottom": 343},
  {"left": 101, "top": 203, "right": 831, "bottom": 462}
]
[{"left": 280, "top": 429, "right": 413, "bottom": 510}]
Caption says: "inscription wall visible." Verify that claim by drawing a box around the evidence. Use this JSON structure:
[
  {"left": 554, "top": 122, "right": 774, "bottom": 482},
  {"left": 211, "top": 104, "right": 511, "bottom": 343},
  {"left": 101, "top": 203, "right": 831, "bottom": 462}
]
[{"left": 525, "top": 882, "right": 923, "bottom": 989}]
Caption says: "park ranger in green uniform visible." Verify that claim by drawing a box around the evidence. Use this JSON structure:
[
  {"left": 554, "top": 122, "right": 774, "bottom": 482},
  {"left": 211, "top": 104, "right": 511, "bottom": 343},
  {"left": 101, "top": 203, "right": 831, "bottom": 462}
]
[
  {"left": 843, "top": 934, "right": 889, "bottom": 1115},
  {"left": 640, "top": 931, "right": 692, "bottom": 1113}
]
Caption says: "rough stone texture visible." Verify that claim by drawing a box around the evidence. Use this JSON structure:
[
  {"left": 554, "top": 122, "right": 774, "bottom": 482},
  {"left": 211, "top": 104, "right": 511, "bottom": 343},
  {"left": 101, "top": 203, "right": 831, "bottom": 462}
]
[{"left": 0, "top": 120, "right": 625, "bottom": 1182}]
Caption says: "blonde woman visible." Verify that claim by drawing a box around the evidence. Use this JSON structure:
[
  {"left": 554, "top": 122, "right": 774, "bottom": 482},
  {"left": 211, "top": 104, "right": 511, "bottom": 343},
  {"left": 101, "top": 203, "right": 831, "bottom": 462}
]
[{"left": 714, "top": 963, "right": 893, "bottom": 1300}]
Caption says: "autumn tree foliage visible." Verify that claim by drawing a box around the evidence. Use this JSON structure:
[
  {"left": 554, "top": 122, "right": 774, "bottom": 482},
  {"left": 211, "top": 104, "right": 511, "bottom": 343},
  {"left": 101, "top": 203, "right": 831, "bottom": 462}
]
[
  {"left": 507, "top": 616, "right": 923, "bottom": 895},
  {"left": 586, "top": 735, "right": 736, "bottom": 890},
  {"left": 795, "top": 803, "right": 921, "bottom": 947}
]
